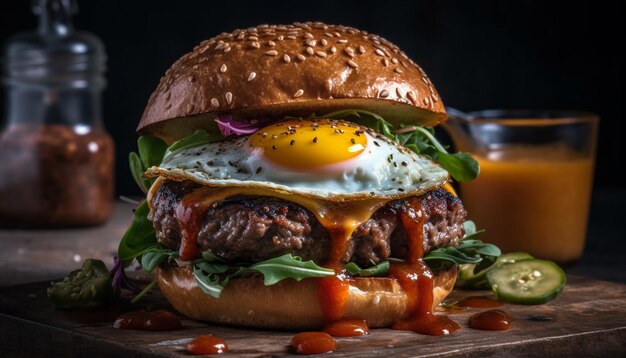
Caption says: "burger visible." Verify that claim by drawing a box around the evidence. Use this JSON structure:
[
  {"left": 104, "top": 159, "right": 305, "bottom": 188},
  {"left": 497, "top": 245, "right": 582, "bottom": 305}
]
[{"left": 117, "top": 22, "right": 498, "bottom": 331}]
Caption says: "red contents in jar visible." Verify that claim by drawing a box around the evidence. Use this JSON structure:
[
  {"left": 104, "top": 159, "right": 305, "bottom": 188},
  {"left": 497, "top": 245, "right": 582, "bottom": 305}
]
[
  {"left": 113, "top": 310, "right": 182, "bottom": 331},
  {"left": 323, "top": 319, "right": 369, "bottom": 337},
  {"left": 457, "top": 295, "right": 503, "bottom": 308},
  {"left": 291, "top": 332, "right": 336, "bottom": 355},
  {"left": 469, "top": 309, "right": 512, "bottom": 331},
  {"left": 187, "top": 336, "right": 228, "bottom": 355},
  {"left": 0, "top": 124, "right": 114, "bottom": 227}
]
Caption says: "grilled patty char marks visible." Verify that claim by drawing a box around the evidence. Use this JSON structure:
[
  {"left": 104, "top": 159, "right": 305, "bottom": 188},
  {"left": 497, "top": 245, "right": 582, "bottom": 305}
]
[{"left": 149, "top": 180, "right": 467, "bottom": 266}]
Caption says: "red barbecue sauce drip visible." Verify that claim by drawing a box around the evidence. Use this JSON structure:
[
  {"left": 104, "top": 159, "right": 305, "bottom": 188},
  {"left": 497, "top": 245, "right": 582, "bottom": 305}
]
[
  {"left": 291, "top": 332, "right": 336, "bottom": 355},
  {"left": 390, "top": 198, "right": 460, "bottom": 336},
  {"left": 457, "top": 295, "right": 503, "bottom": 308},
  {"left": 469, "top": 310, "right": 512, "bottom": 331},
  {"left": 318, "top": 223, "right": 351, "bottom": 322},
  {"left": 113, "top": 310, "right": 182, "bottom": 331},
  {"left": 323, "top": 319, "right": 369, "bottom": 337},
  {"left": 187, "top": 335, "right": 228, "bottom": 355},
  {"left": 175, "top": 190, "right": 210, "bottom": 261}
]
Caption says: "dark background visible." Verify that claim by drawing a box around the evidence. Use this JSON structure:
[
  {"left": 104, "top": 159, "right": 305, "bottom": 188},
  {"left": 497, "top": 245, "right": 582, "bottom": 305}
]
[{"left": 1, "top": 0, "right": 624, "bottom": 196}]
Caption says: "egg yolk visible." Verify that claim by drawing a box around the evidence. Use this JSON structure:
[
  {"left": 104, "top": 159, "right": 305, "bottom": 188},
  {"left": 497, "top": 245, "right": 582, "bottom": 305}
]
[{"left": 249, "top": 120, "right": 367, "bottom": 168}]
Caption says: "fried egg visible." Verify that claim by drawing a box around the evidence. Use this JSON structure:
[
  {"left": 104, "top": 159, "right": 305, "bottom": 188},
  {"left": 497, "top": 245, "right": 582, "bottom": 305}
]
[{"left": 146, "top": 120, "right": 448, "bottom": 200}]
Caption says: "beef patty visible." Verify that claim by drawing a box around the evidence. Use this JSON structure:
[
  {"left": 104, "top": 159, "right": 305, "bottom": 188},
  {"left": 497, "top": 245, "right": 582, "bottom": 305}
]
[{"left": 149, "top": 180, "right": 467, "bottom": 266}]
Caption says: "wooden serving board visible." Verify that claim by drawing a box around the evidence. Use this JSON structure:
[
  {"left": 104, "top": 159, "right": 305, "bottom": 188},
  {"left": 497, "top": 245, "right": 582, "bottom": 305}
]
[{"left": 0, "top": 275, "right": 624, "bottom": 357}]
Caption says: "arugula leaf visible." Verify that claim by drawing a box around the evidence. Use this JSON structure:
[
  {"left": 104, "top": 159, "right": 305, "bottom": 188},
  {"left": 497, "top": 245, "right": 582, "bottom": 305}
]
[
  {"left": 345, "top": 261, "right": 390, "bottom": 277},
  {"left": 438, "top": 152, "right": 480, "bottom": 183},
  {"left": 164, "top": 129, "right": 224, "bottom": 158},
  {"left": 140, "top": 247, "right": 177, "bottom": 273},
  {"left": 423, "top": 221, "right": 500, "bottom": 274},
  {"left": 129, "top": 152, "right": 150, "bottom": 193},
  {"left": 193, "top": 265, "right": 224, "bottom": 298},
  {"left": 129, "top": 136, "right": 168, "bottom": 194},
  {"left": 117, "top": 201, "right": 157, "bottom": 267},
  {"left": 248, "top": 254, "right": 335, "bottom": 285},
  {"left": 138, "top": 136, "right": 167, "bottom": 169}
]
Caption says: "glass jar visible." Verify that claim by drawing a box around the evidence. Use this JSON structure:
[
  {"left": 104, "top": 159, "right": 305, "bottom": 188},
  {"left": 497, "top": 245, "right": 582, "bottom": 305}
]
[{"left": 0, "top": 0, "right": 114, "bottom": 227}]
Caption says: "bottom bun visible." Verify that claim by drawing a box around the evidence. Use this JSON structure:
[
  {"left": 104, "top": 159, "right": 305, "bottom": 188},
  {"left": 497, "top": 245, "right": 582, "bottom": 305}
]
[{"left": 156, "top": 265, "right": 458, "bottom": 330}]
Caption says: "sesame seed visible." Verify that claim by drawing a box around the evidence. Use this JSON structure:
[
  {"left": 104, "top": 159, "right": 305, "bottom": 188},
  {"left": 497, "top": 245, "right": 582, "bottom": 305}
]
[
  {"left": 304, "top": 32, "right": 314, "bottom": 39},
  {"left": 220, "top": 64, "right": 227, "bottom": 73},
  {"left": 394, "top": 68, "right": 404, "bottom": 74},
  {"left": 247, "top": 72, "right": 257, "bottom": 82},
  {"left": 211, "top": 98, "right": 219, "bottom": 107},
  {"left": 407, "top": 91, "right": 417, "bottom": 104},
  {"left": 248, "top": 36, "right": 259, "bottom": 41},
  {"left": 344, "top": 48, "right": 355, "bottom": 58},
  {"left": 268, "top": 40, "right": 276, "bottom": 47},
  {"left": 251, "top": 41, "right": 260, "bottom": 49},
  {"left": 379, "top": 89, "right": 389, "bottom": 98},
  {"left": 330, "top": 46, "right": 337, "bottom": 54},
  {"left": 286, "top": 35, "right": 297, "bottom": 40},
  {"left": 321, "top": 39, "right": 328, "bottom": 46},
  {"left": 225, "top": 92, "right": 233, "bottom": 105},
  {"left": 293, "top": 89, "right": 304, "bottom": 98},
  {"left": 337, "top": 39, "right": 348, "bottom": 44},
  {"left": 401, "top": 161, "right": 407, "bottom": 166},
  {"left": 324, "top": 32, "right": 333, "bottom": 37},
  {"left": 392, "top": 57, "right": 399, "bottom": 64},
  {"left": 374, "top": 141, "right": 380, "bottom": 147},
  {"left": 382, "top": 58, "right": 389, "bottom": 67},
  {"left": 283, "top": 54, "right": 291, "bottom": 63},
  {"left": 375, "top": 49, "right": 385, "bottom": 57},
  {"left": 396, "top": 88, "right": 403, "bottom": 97},
  {"left": 358, "top": 46, "right": 366, "bottom": 54},
  {"left": 347, "top": 60, "right": 358, "bottom": 68},
  {"left": 265, "top": 50, "right": 278, "bottom": 56},
  {"left": 306, "top": 46, "right": 315, "bottom": 55},
  {"left": 424, "top": 96, "right": 431, "bottom": 106},
  {"left": 307, "top": 40, "right": 316, "bottom": 47},
  {"left": 316, "top": 51, "right": 327, "bottom": 58},
  {"left": 277, "top": 35, "right": 284, "bottom": 41},
  {"left": 296, "top": 54, "right": 306, "bottom": 62},
  {"left": 223, "top": 46, "right": 231, "bottom": 53}
]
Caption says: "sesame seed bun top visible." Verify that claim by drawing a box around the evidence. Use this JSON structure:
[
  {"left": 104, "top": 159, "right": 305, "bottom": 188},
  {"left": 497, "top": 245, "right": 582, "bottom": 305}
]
[{"left": 138, "top": 22, "right": 446, "bottom": 144}]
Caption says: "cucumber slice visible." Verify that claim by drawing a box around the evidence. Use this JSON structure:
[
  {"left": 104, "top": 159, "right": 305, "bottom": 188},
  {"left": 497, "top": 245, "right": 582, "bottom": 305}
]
[
  {"left": 487, "top": 259, "right": 566, "bottom": 305},
  {"left": 457, "top": 252, "right": 534, "bottom": 289}
]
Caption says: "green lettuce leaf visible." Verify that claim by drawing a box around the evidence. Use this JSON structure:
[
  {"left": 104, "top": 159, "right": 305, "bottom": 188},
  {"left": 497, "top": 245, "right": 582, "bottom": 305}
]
[
  {"left": 117, "top": 201, "right": 158, "bottom": 267},
  {"left": 345, "top": 261, "right": 390, "bottom": 277}
]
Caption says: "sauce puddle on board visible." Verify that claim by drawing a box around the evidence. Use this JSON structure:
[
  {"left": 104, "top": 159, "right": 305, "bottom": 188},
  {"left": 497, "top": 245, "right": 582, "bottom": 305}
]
[
  {"left": 291, "top": 332, "right": 336, "bottom": 355},
  {"left": 113, "top": 310, "right": 182, "bottom": 331},
  {"left": 323, "top": 319, "right": 369, "bottom": 337},
  {"left": 187, "top": 336, "right": 228, "bottom": 355},
  {"left": 469, "top": 309, "right": 512, "bottom": 331}
]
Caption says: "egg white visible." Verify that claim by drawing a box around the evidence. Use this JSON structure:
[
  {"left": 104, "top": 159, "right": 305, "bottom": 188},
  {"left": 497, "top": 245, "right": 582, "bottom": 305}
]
[{"left": 146, "top": 128, "right": 449, "bottom": 201}]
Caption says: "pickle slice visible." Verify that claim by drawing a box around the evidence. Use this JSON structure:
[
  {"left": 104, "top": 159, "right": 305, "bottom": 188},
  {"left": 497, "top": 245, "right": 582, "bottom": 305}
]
[
  {"left": 458, "top": 252, "right": 534, "bottom": 289},
  {"left": 487, "top": 259, "right": 566, "bottom": 305}
]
